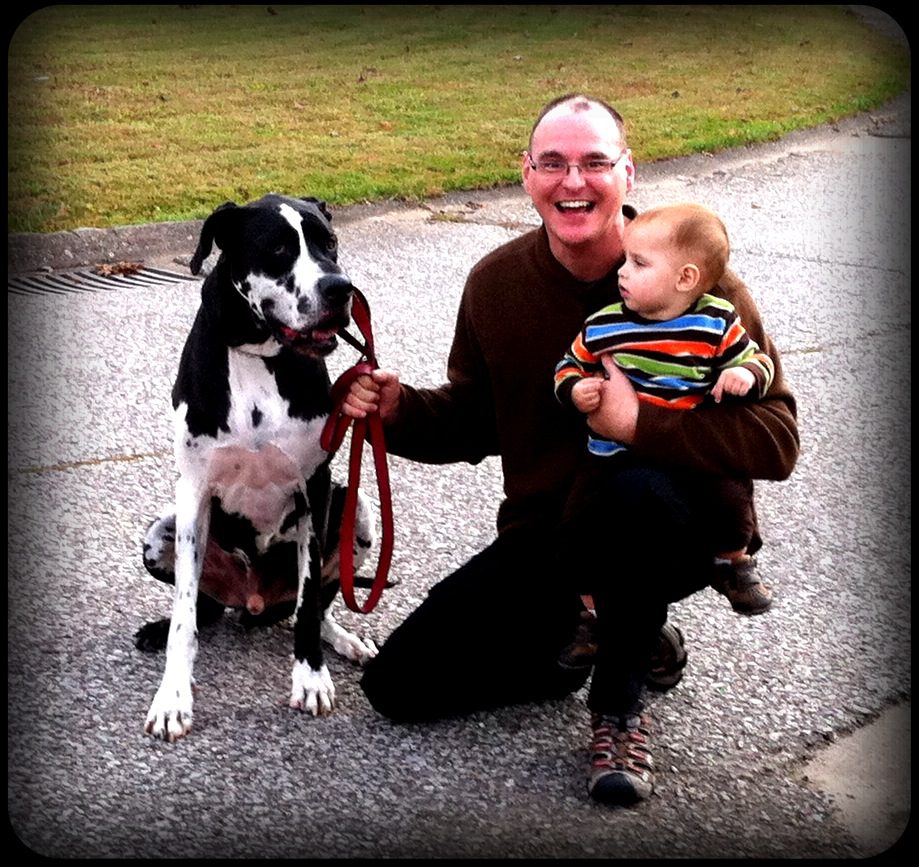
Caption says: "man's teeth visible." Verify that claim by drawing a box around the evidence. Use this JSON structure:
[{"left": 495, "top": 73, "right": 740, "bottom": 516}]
[{"left": 557, "top": 201, "right": 592, "bottom": 210}]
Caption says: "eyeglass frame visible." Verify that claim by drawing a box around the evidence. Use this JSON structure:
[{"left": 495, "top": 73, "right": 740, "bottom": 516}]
[{"left": 524, "top": 150, "right": 628, "bottom": 176}]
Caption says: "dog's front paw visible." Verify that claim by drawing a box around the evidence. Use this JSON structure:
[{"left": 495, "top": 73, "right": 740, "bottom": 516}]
[
  {"left": 341, "top": 634, "right": 378, "bottom": 666},
  {"left": 144, "top": 681, "right": 194, "bottom": 741},
  {"left": 321, "top": 614, "right": 379, "bottom": 666},
  {"left": 356, "top": 636, "right": 379, "bottom": 664},
  {"left": 289, "top": 661, "right": 335, "bottom": 716}
]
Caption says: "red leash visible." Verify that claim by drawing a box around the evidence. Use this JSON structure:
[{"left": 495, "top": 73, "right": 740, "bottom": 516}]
[{"left": 320, "top": 288, "right": 394, "bottom": 613}]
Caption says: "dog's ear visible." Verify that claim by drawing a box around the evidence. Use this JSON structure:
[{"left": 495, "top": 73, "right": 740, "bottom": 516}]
[
  {"left": 301, "top": 196, "right": 333, "bottom": 223},
  {"left": 190, "top": 201, "right": 239, "bottom": 275}
]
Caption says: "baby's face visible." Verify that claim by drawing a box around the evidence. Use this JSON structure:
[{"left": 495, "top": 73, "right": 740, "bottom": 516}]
[{"left": 618, "top": 221, "right": 689, "bottom": 320}]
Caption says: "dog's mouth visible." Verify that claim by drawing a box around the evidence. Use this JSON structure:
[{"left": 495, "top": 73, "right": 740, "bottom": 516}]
[{"left": 276, "top": 316, "right": 347, "bottom": 357}]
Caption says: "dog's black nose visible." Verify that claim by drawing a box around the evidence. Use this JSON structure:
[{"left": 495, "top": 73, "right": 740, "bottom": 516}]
[{"left": 317, "top": 274, "right": 354, "bottom": 305}]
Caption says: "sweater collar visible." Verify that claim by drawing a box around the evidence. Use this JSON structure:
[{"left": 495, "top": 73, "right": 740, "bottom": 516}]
[{"left": 533, "top": 204, "right": 636, "bottom": 294}]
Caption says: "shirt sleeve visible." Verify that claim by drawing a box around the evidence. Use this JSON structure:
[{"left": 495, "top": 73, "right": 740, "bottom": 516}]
[
  {"left": 382, "top": 281, "right": 499, "bottom": 466},
  {"left": 554, "top": 327, "right": 603, "bottom": 407},
  {"left": 715, "top": 309, "right": 776, "bottom": 398}
]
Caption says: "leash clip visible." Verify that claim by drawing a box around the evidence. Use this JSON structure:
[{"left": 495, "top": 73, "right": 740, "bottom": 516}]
[{"left": 321, "top": 289, "right": 394, "bottom": 614}]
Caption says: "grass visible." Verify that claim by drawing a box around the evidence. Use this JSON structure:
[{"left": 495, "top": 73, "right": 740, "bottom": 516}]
[{"left": 7, "top": 5, "right": 909, "bottom": 233}]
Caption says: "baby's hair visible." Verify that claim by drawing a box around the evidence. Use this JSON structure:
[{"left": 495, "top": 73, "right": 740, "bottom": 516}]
[{"left": 630, "top": 203, "right": 730, "bottom": 292}]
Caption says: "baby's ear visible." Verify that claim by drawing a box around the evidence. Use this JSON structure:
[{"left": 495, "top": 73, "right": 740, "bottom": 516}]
[{"left": 676, "top": 263, "right": 701, "bottom": 294}]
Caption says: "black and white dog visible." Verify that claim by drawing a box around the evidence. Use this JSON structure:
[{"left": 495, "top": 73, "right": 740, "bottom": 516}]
[{"left": 138, "top": 193, "right": 378, "bottom": 741}]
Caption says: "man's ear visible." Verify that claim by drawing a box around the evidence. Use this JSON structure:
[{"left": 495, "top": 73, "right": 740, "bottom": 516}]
[
  {"left": 521, "top": 151, "right": 535, "bottom": 194},
  {"left": 676, "top": 263, "right": 701, "bottom": 294},
  {"left": 623, "top": 150, "right": 635, "bottom": 194}
]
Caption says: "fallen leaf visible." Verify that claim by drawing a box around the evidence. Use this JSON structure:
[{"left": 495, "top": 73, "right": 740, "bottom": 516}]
[{"left": 95, "top": 261, "right": 144, "bottom": 276}]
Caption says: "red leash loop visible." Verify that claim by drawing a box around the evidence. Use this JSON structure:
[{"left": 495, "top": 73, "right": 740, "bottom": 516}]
[{"left": 321, "top": 289, "right": 394, "bottom": 614}]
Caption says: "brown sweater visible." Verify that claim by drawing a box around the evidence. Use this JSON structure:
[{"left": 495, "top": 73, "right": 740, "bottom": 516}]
[{"left": 384, "top": 221, "right": 799, "bottom": 535}]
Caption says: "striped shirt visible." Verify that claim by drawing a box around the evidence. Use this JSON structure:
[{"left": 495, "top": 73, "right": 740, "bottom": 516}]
[{"left": 555, "top": 293, "right": 775, "bottom": 456}]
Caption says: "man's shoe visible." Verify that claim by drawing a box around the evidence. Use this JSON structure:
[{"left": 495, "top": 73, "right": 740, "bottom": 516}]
[
  {"left": 587, "top": 712, "right": 654, "bottom": 805},
  {"left": 559, "top": 615, "right": 688, "bottom": 691},
  {"left": 557, "top": 609, "right": 598, "bottom": 671},
  {"left": 645, "top": 623, "right": 687, "bottom": 691},
  {"left": 712, "top": 555, "right": 773, "bottom": 615}
]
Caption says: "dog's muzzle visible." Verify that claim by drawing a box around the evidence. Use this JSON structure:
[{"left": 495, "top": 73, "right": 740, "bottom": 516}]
[{"left": 276, "top": 274, "right": 355, "bottom": 358}]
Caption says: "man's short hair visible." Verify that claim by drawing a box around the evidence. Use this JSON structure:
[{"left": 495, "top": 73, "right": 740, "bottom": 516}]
[{"left": 528, "top": 93, "right": 627, "bottom": 151}]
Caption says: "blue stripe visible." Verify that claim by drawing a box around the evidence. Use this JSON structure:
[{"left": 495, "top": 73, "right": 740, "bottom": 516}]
[
  {"left": 627, "top": 371, "right": 710, "bottom": 392},
  {"left": 657, "top": 313, "right": 725, "bottom": 333},
  {"left": 586, "top": 321, "right": 648, "bottom": 341},
  {"left": 586, "top": 313, "right": 724, "bottom": 343},
  {"left": 588, "top": 437, "right": 627, "bottom": 457}
]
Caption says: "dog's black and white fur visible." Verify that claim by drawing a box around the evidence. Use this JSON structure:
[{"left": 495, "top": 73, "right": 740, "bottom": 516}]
[{"left": 138, "top": 193, "right": 377, "bottom": 741}]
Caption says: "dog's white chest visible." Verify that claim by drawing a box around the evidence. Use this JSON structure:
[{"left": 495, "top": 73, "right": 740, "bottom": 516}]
[
  {"left": 208, "top": 442, "right": 303, "bottom": 530},
  {"left": 176, "top": 349, "right": 328, "bottom": 534}
]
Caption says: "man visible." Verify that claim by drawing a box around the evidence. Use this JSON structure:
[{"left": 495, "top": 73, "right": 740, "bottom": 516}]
[{"left": 344, "top": 94, "right": 799, "bottom": 805}]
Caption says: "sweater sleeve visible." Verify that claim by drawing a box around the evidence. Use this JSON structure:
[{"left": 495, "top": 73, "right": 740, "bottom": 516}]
[
  {"left": 630, "top": 270, "right": 799, "bottom": 480},
  {"left": 554, "top": 328, "right": 603, "bottom": 408},
  {"left": 381, "top": 282, "right": 499, "bottom": 466}
]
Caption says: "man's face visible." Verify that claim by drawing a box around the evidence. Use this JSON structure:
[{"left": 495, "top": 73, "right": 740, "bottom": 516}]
[{"left": 522, "top": 104, "right": 634, "bottom": 254}]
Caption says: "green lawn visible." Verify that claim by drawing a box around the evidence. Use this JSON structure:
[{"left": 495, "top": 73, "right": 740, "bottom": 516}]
[{"left": 7, "top": 5, "right": 908, "bottom": 233}]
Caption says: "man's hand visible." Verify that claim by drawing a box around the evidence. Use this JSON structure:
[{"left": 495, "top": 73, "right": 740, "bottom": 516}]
[
  {"left": 342, "top": 368, "right": 401, "bottom": 423},
  {"left": 587, "top": 356, "right": 639, "bottom": 444}
]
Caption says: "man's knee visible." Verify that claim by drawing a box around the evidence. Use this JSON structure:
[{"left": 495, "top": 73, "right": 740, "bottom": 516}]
[{"left": 359, "top": 655, "right": 416, "bottom": 722}]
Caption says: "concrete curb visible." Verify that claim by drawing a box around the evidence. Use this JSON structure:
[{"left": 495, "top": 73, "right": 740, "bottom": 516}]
[{"left": 7, "top": 89, "right": 910, "bottom": 276}]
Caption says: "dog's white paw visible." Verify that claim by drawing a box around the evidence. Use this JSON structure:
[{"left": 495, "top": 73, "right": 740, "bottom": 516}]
[
  {"left": 359, "top": 636, "right": 379, "bottom": 662},
  {"left": 289, "top": 661, "right": 335, "bottom": 716},
  {"left": 144, "top": 680, "right": 194, "bottom": 741},
  {"left": 321, "top": 615, "right": 379, "bottom": 666}
]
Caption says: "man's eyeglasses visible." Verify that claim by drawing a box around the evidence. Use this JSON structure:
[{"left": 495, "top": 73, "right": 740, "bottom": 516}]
[{"left": 525, "top": 152, "right": 626, "bottom": 176}]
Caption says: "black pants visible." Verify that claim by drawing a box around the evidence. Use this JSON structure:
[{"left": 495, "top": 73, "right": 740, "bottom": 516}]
[
  {"left": 361, "top": 463, "right": 736, "bottom": 722},
  {"left": 559, "top": 459, "right": 732, "bottom": 716},
  {"left": 360, "top": 524, "right": 590, "bottom": 722}
]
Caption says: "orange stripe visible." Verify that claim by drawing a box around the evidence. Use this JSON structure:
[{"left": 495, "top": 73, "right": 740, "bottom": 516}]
[
  {"left": 617, "top": 339, "right": 717, "bottom": 357},
  {"left": 571, "top": 333, "right": 598, "bottom": 363},
  {"left": 717, "top": 320, "right": 746, "bottom": 354},
  {"left": 639, "top": 392, "right": 703, "bottom": 410}
]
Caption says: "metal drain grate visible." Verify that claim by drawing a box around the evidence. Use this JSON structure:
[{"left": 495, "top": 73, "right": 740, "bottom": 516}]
[{"left": 8, "top": 266, "right": 195, "bottom": 297}]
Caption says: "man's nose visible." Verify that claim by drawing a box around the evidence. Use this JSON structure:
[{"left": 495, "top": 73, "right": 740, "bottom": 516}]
[{"left": 560, "top": 165, "right": 588, "bottom": 188}]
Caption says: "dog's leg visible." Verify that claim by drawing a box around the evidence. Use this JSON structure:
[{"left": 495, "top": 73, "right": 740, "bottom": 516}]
[
  {"left": 135, "top": 596, "right": 224, "bottom": 653},
  {"left": 321, "top": 614, "right": 378, "bottom": 665},
  {"left": 136, "top": 511, "right": 225, "bottom": 652},
  {"left": 318, "top": 486, "right": 379, "bottom": 664},
  {"left": 144, "top": 478, "right": 209, "bottom": 740},
  {"left": 289, "top": 516, "right": 336, "bottom": 716},
  {"left": 318, "top": 485, "right": 375, "bottom": 582}
]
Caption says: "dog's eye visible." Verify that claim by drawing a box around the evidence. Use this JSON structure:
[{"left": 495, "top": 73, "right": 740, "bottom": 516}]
[
  {"left": 273, "top": 244, "right": 289, "bottom": 257},
  {"left": 325, "top": 238, "right": 338, "bottom": 253}
]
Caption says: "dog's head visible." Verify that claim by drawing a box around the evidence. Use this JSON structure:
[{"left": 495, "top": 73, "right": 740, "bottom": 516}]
[{"left": 191, "top": 194, "right": 354, "bottom": 357}]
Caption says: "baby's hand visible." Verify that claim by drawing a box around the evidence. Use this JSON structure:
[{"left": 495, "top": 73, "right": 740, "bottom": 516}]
[
  {"left": 712, "top": 367, "right": 755, "bottom": 403},
  {"left": 572, "top": 377, "right": 603, "bottom": 413}
]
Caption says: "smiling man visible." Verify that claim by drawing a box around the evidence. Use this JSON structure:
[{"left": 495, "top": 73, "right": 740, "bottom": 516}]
[
  {"left": 344, "top": 94, "right": 799, "bottom": 806},
  {"left": 523, "top": 96, "right": 634, "bottom": 280}
]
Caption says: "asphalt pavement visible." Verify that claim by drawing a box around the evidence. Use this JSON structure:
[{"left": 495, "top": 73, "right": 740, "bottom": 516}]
[{"left": 8, "top": 86, "right": 911, "bottom": 858}]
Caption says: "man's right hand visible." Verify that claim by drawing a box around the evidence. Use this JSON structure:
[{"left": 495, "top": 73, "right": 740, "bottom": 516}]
[
  {"left": 341, "top": 368, "right": 401, "bottom": 423},
  {"left": 587, "top": 355, "right": 639, "bottom": 445}
]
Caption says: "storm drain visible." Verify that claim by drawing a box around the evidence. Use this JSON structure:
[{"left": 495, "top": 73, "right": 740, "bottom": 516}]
[{"left": 8, "top": 266, "right": 195, "bottom": 297}]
